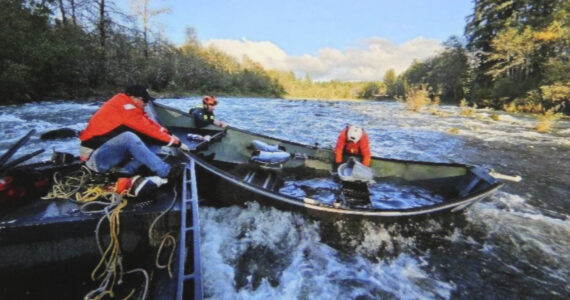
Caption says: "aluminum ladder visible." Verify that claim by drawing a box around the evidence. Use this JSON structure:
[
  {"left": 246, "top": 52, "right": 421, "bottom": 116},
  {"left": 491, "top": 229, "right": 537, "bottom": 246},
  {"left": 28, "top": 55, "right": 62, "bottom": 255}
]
[{"left": 176, "top": 159, "right": 203, "bottom": 300}]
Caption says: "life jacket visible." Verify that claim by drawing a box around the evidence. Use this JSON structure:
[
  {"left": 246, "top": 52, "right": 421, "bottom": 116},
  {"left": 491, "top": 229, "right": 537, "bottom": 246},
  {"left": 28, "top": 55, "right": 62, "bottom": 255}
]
[
  {"left": 334, "top": 127, "right": 371, "bottom": 166},
  {"left": 190, "top": 105, "right": 215, "bottom": 128},
  {"left": 79, "top": 93, "right": 175, "bottom": 160}
]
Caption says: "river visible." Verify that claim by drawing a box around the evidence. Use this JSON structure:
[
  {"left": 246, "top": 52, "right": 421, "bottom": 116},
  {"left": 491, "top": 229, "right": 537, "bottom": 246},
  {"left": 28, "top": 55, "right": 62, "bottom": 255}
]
[{"left": 1, "top": 97, "right": 569, "bottom": 299}]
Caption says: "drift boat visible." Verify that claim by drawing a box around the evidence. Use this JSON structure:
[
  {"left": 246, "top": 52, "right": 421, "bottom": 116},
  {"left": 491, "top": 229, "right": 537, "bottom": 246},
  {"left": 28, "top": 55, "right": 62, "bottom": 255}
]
[
  {"left": 150, "top": 102, "right": 505, "bottom": 219},
  {"left": 0, "top": 131, "right": 202, "bottom": 299}
]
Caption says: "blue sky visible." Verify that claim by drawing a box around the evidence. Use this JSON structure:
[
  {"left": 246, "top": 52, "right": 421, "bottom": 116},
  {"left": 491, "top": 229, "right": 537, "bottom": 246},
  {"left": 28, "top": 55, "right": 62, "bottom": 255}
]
[{"left": 124, "top": 0, "right": 474, "bottom": 81}]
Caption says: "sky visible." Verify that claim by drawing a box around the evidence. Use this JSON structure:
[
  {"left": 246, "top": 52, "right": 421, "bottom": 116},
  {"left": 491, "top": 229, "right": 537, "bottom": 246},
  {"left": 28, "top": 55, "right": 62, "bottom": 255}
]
[{"left": 124, "top": 0, "right": 474, "bottom": 81}]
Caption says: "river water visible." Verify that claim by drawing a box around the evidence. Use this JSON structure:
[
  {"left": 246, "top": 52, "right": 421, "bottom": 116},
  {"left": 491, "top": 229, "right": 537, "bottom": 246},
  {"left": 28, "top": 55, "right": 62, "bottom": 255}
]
[{"left": 1, "top": 97, "right": 569, "bottom": 299}]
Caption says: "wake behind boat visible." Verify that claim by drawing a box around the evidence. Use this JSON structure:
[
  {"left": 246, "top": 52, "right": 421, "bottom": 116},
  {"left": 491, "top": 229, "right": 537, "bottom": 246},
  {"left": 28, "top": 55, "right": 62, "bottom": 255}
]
[{"left": 150, "top": 102, "right": 505, "bottom": 219}]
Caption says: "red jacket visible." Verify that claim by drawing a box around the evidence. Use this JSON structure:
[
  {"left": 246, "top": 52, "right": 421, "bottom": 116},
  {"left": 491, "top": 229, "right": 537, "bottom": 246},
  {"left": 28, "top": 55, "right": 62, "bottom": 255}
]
[
  {"left": 80, "top": 93, "right": 177, "bottom": 148},
  {"left": 334, "top": 127, "right": 371, "bottom": 166}
]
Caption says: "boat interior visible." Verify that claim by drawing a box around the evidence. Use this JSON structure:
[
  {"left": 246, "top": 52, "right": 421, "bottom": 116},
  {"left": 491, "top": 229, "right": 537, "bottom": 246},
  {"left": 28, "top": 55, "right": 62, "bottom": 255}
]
[
  {"left": 152, "top": 102, "right": 501, "bottom": 211},
  {"left": 167, "top": 124, "right": 497, "bottom": 210}
]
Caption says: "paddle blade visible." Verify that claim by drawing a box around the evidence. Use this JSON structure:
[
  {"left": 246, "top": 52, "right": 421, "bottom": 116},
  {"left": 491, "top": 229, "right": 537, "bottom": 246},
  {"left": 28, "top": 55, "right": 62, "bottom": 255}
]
[
  {"left": 0, "top": 129, "right": 36, "bottom": 169},
  {"left": 0, "top": 149, "right": 45, "bottom": 173}
]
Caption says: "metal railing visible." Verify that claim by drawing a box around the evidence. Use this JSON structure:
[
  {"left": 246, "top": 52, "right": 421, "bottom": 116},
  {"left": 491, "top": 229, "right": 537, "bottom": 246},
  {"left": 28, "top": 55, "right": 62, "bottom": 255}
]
[{"left": 177, "top": 159, "right": 203, "bottom": 300}]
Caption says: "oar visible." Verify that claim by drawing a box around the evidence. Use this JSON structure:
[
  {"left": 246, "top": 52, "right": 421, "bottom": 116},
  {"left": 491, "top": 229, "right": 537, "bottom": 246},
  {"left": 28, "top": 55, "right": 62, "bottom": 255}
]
[
  {"left": 0, "top": 149, "right": 45, "bottom": 173},
  {"left": 0, "top": 129, "right": 36, "bottom": 169},
  {"left": 195, "top": 130, "right": 227, "bottom": 150}
]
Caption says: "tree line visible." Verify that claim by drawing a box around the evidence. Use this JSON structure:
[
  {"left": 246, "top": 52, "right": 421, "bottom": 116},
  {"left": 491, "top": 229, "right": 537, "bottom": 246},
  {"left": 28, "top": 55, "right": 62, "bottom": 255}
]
[
  {"left": 384, "top": 0, "right": 569, "bottom": 114},
  {"left": 0, "top": 0, "right": 284, "bottom": 105},
  {"left": 2, "top": 0, "right": 568, "bottom": 115},
  {"left": 265, "top": 70, "right": 384, "bottom": 100}
]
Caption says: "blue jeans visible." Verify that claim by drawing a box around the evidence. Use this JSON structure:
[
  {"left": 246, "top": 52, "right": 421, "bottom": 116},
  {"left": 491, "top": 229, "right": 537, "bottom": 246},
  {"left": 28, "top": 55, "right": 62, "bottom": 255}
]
[{"left": 86, "top": 132, "right": 170, "bottom": 177}]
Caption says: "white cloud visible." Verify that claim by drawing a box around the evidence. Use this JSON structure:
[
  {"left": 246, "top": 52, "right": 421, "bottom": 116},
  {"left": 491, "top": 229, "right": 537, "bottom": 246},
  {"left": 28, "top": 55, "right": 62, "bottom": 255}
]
[
  {"left": 203, "top": 37, "right": 443, "bottom": 81},
  {"left": 203, "top": 39, "right": 290, "bottom": 70}
]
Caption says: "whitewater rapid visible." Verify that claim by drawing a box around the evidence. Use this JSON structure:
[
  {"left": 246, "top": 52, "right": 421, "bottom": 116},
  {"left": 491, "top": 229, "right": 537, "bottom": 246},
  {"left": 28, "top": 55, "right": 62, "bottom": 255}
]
[{"left": 1, "top": 97, "right": 568, "bottom": 299}]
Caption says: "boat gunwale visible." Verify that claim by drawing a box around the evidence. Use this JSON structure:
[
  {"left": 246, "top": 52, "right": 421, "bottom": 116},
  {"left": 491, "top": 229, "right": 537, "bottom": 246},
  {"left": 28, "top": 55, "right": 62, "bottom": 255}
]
[{"left": 189, "top": 151, "right": 503, "bottom": 217}]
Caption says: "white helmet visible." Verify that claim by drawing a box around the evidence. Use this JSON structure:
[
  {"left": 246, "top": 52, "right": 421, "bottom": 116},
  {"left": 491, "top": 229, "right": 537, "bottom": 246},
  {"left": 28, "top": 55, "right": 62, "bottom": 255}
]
[{"left": 346, "top": 125, "right": 363, "bottom": 143}]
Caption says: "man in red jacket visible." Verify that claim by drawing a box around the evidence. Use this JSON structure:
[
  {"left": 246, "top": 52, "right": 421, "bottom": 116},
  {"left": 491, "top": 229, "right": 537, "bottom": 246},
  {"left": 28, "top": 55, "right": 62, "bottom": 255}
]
[
  {"left": 79, "top": 85, "right": 187, "bottom": 178},
  {"left": 334, "top": 124, "right": 371, "bottom": 170}
]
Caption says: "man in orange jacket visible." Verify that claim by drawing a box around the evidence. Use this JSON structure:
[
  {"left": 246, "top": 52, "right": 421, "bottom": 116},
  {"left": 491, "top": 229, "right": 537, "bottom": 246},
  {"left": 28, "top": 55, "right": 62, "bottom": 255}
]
[
  {"left": 80, "top": 85, "right": 188, "bottom": 178},
  {"left": 334, "top": 124, "right": 371, "bottom": 170}
]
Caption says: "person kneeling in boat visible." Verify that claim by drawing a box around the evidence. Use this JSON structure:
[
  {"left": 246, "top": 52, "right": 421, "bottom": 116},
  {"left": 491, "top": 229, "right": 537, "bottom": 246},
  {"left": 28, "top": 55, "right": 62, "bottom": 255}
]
[
  {"left": 79, "top": 85, "right": 189, "bottom": 179},
  {"left": 189, "top": 96, "right": 228, "bottom": 128},
  {"left": 333, "top": 124, "right": 371, "bottom": 171}
]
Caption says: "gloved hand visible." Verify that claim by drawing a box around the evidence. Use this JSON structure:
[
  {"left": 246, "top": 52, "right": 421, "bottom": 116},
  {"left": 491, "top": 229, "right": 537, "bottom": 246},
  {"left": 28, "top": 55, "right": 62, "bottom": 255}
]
[
  {"left": 180, "top": 143, "right": 191, "bottom": 152},
  {"left": 214, "top": 120, "right": 228, "bottom": 128}
]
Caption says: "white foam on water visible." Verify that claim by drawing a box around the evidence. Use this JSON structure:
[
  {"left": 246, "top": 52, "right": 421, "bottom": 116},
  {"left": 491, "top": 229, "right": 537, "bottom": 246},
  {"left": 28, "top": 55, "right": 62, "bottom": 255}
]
[
  {"left": 0, "top": 114, "right": 26, "bottom": 123},
  {"left": 18, "top": 100, "right": 100, "bottom": 112},
  {"left": 466, "top": 192, "right": 570, "bottom": 282},
  {"left": 358, "top": 222, "right": 401, "bottom": 255},
  {"left": 200, "top": 202, "right": 455, "bottom": 299},
  {"left": 355, "top": 101, "right": 570, "bottom": 147},
  {"left": 356, "top": 222, "right": 417, "bottom": 256},
  {"left": 199, "top": 202, "right": 321, "bottom": 299}
]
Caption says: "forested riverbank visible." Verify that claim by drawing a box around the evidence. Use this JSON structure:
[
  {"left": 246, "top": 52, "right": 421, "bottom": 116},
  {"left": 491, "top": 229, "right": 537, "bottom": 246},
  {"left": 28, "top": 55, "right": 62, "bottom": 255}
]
[{"left": 1, "top": 0, "right": 568, "bottom": 115}]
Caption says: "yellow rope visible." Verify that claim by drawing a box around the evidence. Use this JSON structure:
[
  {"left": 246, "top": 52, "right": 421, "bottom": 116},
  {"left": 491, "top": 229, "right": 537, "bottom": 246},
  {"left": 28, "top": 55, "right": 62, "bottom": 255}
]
[
  {"left": 121, "top": 289, "right": 136, "bottom": 300},
  {"left": 42, "top": 170, "right": 89, "bottom": 200},
  {"left": 91, "top": 199, "right": 127, "bottom": 280},
  {"left": 155, "top": 233, "right": 177, "bottom": 278},
  {"left": 42, "top": 167, "right": 116, "bottom": 203},
  {"left": 75, "top": 186, "right": 111, "bottom": 203},
  {"left": 86, "top": 198, "right": 128, "bottom": 300},
  {"left": 149, "top": 185, "right": 179, "bottom": 278},
  {"left": 41, "top": 166, "right": 158, "bottom": 299}
]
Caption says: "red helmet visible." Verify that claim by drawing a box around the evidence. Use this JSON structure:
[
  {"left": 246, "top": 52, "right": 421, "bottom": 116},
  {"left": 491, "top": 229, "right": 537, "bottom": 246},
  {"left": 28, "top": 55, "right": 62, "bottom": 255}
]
[{"left": 203, "top": 96, "right": 217, "bottom": 106}]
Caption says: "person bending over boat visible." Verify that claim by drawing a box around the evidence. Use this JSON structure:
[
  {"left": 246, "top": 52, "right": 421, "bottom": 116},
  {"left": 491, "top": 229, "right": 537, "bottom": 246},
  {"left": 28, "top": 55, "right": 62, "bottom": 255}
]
[
  {"left": 79, "top": 85, "right": 189, "bottom": 178},
  {"left": 190, "top": 96, "right": 228, "bottom": 128},
  {"left": 334, "top": 125, "right": 371, "bottom": 170}
]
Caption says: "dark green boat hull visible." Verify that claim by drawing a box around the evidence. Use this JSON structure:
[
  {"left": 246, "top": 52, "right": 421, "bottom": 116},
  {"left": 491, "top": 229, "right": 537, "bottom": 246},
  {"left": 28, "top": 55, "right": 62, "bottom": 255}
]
[{"left": 151, "top": 102, "right": 503, "bottom": 219}]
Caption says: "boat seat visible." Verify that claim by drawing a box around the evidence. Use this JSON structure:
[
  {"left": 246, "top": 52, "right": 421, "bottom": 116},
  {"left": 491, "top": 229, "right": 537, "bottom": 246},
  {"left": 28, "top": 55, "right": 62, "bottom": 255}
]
[
  {"left": 242, "top": 170, "right": 281, "bottom": 190},
  {"left": 340, "top": 181, "right": 371, "bottom": 207}
]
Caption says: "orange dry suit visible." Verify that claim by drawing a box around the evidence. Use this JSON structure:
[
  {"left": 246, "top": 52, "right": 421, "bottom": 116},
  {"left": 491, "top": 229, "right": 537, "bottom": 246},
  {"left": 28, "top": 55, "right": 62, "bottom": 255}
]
[
  {"left": 334, "top": 127, "right": 371, "bottom": 167},
  {"left": 79, "top": 93, "right": 178, "bottom": 161}
]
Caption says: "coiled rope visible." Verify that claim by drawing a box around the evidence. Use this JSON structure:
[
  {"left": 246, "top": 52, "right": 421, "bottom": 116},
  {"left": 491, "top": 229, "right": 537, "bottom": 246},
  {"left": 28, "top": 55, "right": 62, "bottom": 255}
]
[
  {"left": 83, "top": 193, "right": 151, "bottom": 300},
  {"left": 42, "top": 165, "right": 94, "bottom": 201},
  {"left": 42, "top": 167, "right": 150, "bottom": 300},
  {"left": 42, "top": 164, "right": 188, "bottom": 298},
  {"left": 84, "top": 196, "right": 126, "bottom": 300},
  {"left": 149, "top": 185, "right": 179, "bottom": 278}
]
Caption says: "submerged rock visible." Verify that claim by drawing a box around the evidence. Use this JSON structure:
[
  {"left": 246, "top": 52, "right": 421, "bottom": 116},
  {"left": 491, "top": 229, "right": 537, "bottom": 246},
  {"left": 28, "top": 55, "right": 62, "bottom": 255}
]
[{"left": 40, "top": 128, "right": 78, "bottom": 140}]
